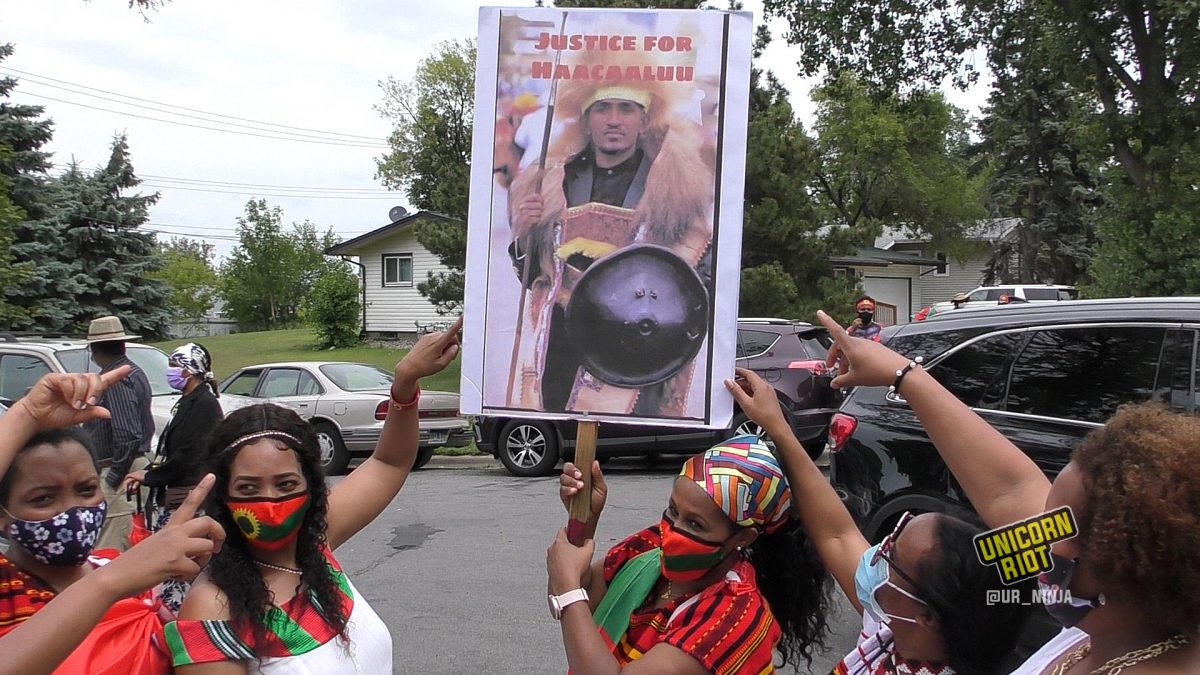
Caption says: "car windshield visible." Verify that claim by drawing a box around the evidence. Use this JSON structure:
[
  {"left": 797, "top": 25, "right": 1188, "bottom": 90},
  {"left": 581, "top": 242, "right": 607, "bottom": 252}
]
[
  {"left": 319, "top": 363, "right": 393, "bottom": 391},
  {"left": 57, "top": 346, "right": 174, "bottom": 396}
]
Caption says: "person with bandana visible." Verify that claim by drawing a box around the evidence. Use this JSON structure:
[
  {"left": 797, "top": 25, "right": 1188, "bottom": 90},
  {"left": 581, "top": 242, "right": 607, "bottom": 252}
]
[
  {"left": 0, "top": 368, "right": 225, "bottom": 674},
  {"left": 548, "top": 439, "right": 832, "bottom": 673},
  {"left": 814, "top": 310, "right": 1200, "bottom": 674},
  {"left": 847, "top": 296, "right": 884, "bottom": 342},
  {"left": 726, "top": 366, "right": 1030, "bottom": 675},
  {"left": 167, "top": 319, "right": 461, "bottom": 674},
  {"left": 123, "top": 342, "right": 224, "bottom": 614}
]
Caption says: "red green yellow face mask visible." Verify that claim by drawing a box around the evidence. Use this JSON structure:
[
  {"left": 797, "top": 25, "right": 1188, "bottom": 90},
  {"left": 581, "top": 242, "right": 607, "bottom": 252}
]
[
  {"left": 226, "top": 492, "right": 309, "bottom": 551},
  {"left": 659, "top": 513, "right": 732, "bottom": 582}
]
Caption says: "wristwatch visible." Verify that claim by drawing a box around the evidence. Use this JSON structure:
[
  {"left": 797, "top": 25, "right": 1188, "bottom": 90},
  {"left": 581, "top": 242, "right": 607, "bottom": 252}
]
[{"left": 548, "top": 588, "right": 589, "bottom": 620}]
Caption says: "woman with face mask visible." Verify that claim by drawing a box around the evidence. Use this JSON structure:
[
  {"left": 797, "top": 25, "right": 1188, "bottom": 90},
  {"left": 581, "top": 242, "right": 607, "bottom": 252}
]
[
  {"left": 0, "top": 368, "right": 225, "bottom": 674},
  {"left": 549, "top": 438, "right": 832, "bottom": 674},
  {"left": 167, "top": 320, "right": 460, "bottom": 674},
  {"left": 123, "top": 342, "right": 223, "bottom": 613},
  {"left": 727, "top": 368, "right": 1030, "bottom": 674},
  {"left": 815, "top": 310, "right": 1200, "bottom": 674}
]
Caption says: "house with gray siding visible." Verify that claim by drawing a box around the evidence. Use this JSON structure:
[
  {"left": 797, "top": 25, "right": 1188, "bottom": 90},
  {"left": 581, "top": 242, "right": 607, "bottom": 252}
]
[
  {"left": 828, "top": 219, "right": 1018, "bottom": 324},
  {"left": 325, "top": 211, "right": 458, "bottom": 337}
]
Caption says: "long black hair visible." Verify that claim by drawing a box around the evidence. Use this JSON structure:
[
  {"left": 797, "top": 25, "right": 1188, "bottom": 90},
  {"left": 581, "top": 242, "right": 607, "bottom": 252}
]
[
  {"left": 745, "top": 518, "right": 832, "bottom": 669},
  {"left": 915, "top": 511, "right": 1032, "bottom": 674},
  {"left": 203, "top": 404, "right": 348, "bottom": 645}
]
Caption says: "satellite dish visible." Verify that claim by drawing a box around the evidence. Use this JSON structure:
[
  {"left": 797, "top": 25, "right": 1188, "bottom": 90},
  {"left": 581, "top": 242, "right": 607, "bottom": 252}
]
[{"left": 388, "top": 205, "right": 409, "bottom": 222}]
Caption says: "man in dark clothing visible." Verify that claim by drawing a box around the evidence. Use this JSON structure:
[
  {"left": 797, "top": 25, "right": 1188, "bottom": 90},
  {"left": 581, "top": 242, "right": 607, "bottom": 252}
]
[
  {"left": 83, "top": 316, "right": 154, "bottom": 552},
  {"left": 510, "top": 87, "right": 713, "bottom": 414},
  {"left": 847, "top": 296, "right": 885, "bottom": 342}
]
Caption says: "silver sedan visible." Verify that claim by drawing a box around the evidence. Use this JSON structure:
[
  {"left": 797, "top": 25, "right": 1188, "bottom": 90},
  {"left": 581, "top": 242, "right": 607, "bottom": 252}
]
[{"left": 219, "top": 362, "right": 471, "bottom": 475}]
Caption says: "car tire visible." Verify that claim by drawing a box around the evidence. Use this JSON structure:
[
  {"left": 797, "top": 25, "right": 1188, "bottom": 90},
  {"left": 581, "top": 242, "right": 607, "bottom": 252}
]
[
  {"left": 499, "top": 420, "right": 559, "bottom": 477},
  {"left": 314, "top": 423, "right": 351, "bottom": 476},
  {"left": 413, "top": 447, "right": 434, "bottom": 470}
]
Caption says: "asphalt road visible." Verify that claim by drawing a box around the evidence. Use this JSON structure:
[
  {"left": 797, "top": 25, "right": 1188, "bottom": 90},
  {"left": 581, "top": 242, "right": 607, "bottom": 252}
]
[{"left": 335, "top": 456, "right": 861, "bottom": 674}]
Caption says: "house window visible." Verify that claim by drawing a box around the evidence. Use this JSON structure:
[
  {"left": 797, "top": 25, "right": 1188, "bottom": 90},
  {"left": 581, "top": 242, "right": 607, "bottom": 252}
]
[
  {"left": 833, "top": 267, "right": 849, "bottom": 279},
  {"left": 382, "top": 254, "right": 413, "bottom": 287}
]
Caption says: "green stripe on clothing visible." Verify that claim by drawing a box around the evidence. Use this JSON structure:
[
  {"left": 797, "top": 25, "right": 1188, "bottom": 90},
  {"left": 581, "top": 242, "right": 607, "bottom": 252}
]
[
  {"left": 163, "top": 622, "right": 194, "bottom": 666},
  {"left": 262, "top": 605, "right": 321, "bottom": 654}
]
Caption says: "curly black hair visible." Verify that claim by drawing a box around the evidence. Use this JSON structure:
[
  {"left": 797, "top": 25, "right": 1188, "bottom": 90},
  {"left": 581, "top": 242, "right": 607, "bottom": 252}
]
[
  {"left": 744, "top": 518, "right": 832, "bottom": 669},
  {"left": 1072, "top": 402, "right": 1200, "bottom": 636},
  {"left": 203, "top": 404, "right": 348, "bottom": 646},
  {"left": 914, "top": 510, "right": 1033, "bottom": 675}
]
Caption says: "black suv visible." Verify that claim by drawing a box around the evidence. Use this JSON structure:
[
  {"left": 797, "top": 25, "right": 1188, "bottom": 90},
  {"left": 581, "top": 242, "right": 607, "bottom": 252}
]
[
  {"left": 831, "top": 297, "right": 1200, "bottom": 540},
  {"left": 478, "top": 319, "right": 841, "bottom": 476}
]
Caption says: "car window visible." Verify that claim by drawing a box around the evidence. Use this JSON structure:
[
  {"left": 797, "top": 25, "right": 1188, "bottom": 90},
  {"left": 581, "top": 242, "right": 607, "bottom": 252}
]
[
  {"left": 127, "top": 347, "right": 173, "bottom": 396},
  {"left": 260, "top": 369, "right": 301, "bottom": 398},
  {"left": 1023, "top": 288, "right": 1060, "bottom": 301},
  {"left": 1156, "top": 329, "right": 1196, "bottom": 411},
  {"left": 0, "top": 355, "right": 51, "bottom": 401},
  {"left": 318, "top": 364, "right": 394, "bottom": 391},
  {"left": 1059, "top": 288, "right": 1079, "bottom": 300},
  {"left": 222, "top": 370, "right": 263, "bottom": 396},
  {"left": 985, "top": 288, "right": 1015, "bottom": 301},
  {"left": 56, "top": 346, "right": 173, "bottom": 396},
  {"left": 885, "top": 327, "right": 995, "bottom": 363},
  {"left": 298, "top": 371, "right": 323, "bottom": 396},
  {"left": 796, "top": 332, "right": 831, "bottom": 359},
  {"left": 967, "top": 290, "right": 989, "bottom": 302},
  {"left": 738, "top": 330, "right": 778, "bottom": 358},
  {"left": 1006, "top": 326, "right": 1167, "bottom": 423},
  {"left": 929, "top": 333, "right": 1024, "bottom": 408}
]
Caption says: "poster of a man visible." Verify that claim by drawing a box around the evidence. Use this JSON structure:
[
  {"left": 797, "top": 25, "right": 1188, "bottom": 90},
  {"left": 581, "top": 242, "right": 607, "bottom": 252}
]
[{"left": 462, "top": 8, "right": 752, "bottom": 428}]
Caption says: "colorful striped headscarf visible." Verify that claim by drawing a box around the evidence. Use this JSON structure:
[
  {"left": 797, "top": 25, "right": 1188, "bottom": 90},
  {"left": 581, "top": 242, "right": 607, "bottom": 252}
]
[{"left": 680, "top": 435, "right": 793, "bottom": 533}]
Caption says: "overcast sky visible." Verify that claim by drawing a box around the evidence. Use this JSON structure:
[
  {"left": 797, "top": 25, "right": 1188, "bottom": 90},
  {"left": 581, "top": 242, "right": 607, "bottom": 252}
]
[{"left": 3, "top": 1, "right": 988, "bottom": 261}]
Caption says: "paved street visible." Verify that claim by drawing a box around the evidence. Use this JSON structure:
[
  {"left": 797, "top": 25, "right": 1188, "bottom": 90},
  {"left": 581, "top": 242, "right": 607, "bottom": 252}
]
[{"left": 337, "top": 456, "right": 861, "bottom": 674}]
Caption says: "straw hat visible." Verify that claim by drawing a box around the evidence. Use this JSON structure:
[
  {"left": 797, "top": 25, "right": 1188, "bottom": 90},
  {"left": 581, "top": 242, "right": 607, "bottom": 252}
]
[{"left": 86, "top": 316, "right": 140, "bottom": 343}]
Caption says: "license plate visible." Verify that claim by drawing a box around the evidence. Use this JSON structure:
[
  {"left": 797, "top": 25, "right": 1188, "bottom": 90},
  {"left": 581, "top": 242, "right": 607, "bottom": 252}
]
[{"left": 425, "top": 431, "right": 448, "bottom": 444}]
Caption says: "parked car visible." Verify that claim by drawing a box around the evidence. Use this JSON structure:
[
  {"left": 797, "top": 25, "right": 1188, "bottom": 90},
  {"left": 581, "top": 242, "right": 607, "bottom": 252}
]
[
  {"left": 477, "top": 319, "right": 842, "bottom": 476},
  {"left": 0, "top": 334, "right": 179, "bottom": 445},
  {"left": 926, "top": 284, "right": 1077, "bottom": 316},
  {"left": 219, "top": 362, "right": 471, "bottom": 475},
  {"left": 827, "top": 297, "right": 1200, "bottom": 662}
]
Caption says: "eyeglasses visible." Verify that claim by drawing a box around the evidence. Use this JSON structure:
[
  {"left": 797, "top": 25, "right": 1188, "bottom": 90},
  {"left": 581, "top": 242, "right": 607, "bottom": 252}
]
[{"left": 871, "top": 511, "right": 926, "bottom": 599}]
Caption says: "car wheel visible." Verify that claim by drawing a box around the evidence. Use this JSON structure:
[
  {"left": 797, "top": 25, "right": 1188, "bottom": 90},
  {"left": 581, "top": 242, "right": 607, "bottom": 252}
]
[
  {"left": 314, "top": 423, "right": 350, "bottom": 476},
  {"left": 413, "top": 447, "right": 434, "bottom": 470},
  {"left": 729, "top": 412, "right": 776, "bottom": 451},
  {"left": 499, "top": 420, "right": 559, "bottom": 477}
]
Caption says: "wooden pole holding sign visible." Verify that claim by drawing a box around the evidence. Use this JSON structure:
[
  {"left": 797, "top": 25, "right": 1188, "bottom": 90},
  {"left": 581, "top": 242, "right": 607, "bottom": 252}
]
[{"left": 566, "top": 419, "right": 598, "bottom": 545}]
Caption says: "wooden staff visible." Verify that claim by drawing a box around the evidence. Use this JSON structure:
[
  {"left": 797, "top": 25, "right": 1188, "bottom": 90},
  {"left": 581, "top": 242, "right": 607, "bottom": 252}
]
[
  {"left": 506, "top": 11, "right": 569, "bottom": 406},
  {"left": 567, "top": 419, "right": 598, "bottom": 545}
]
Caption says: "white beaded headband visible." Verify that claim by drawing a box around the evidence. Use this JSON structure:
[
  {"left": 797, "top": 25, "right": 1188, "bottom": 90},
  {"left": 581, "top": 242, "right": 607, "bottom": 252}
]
[{"left": 221, "top": 430, "right": 303, "bottom": 454}]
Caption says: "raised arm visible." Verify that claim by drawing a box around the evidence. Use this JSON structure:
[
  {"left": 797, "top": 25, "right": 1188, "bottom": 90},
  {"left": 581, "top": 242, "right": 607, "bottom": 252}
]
[
  {"left": 726, "top": 368, "right": 869, "bottom": 614},
  {"left": 325, "top": 318, "right": 462, "bottom": 549},
  {"left": 816, "top": 311, "right": 1050, "bottom": 528}
]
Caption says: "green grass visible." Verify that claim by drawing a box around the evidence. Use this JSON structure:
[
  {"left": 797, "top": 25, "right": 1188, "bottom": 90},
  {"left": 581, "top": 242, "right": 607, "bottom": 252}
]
[
  {"left": 151, "top": 328, "right": 462, "bottom": 393},
  {"left": 434, "top": 442, "right": 486, "bottom": 456}
]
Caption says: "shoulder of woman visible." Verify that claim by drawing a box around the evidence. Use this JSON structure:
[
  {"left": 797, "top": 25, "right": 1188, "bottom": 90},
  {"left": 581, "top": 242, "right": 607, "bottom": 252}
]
[{"left": 177, "top": 577, "right": 232, "bottom": 621}]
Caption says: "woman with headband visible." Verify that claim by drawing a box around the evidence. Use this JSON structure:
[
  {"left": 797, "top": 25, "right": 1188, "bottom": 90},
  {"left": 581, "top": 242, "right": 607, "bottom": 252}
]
[
  {"left": 549, "top": 438, "right": 832, "bottom": 674},
  {"left": 124, "top": 342, "right": 224, "bottom": 613},
  {"left": 168, "top": 320, "right": 461, "bottom": 674}
]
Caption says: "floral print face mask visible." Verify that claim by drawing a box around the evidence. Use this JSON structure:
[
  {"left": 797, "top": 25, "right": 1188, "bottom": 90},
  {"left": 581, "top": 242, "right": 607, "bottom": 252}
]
[{"left": 3, "top": 501, "right": 107, "bottom": 566}]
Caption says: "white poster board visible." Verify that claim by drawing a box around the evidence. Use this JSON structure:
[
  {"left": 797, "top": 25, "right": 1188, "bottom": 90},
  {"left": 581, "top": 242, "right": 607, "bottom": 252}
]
[{"left": 461, "top": 7, "right": 752, "bottom": 429}]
